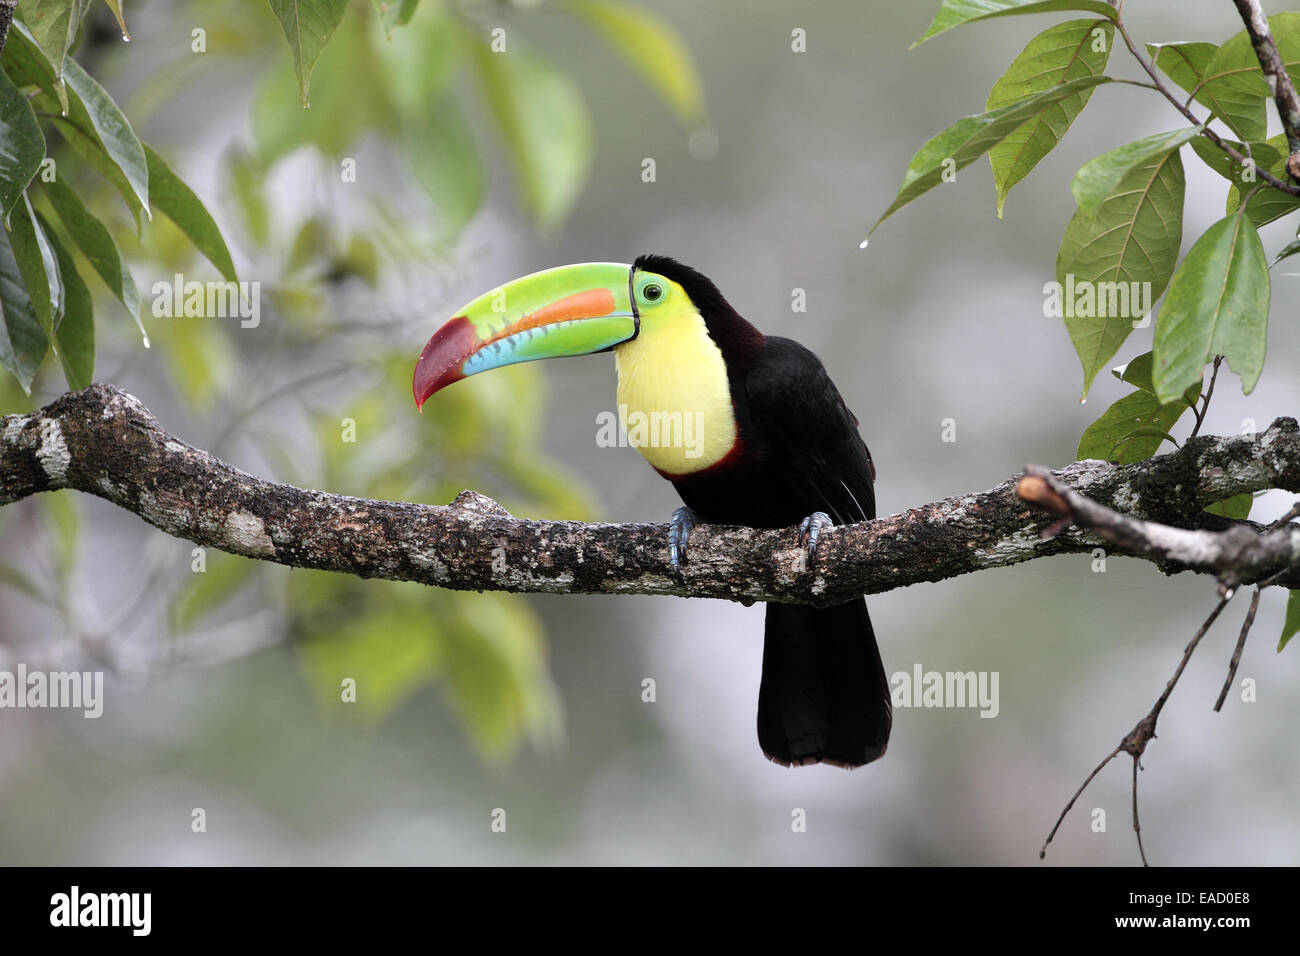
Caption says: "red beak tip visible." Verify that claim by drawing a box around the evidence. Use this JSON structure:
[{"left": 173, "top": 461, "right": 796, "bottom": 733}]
[{"left": 413, "top": 316, "right": 475, "bottom": 413}]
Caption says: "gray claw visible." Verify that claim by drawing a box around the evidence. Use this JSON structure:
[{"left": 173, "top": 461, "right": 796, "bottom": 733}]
[
  {"left": 668, "top": 506, "right": 698, "bottom": 570},
  {"left": 797, "top": 511, "right": 833, "bottom": 558}
]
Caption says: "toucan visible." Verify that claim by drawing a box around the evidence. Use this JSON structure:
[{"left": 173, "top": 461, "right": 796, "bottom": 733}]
[{"left": 413, "top": 256, "right": 891, "bottom": 768}]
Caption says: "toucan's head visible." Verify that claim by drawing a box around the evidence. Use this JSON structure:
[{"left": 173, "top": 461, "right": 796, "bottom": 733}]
[{"left": 413, "top": 256, "right": 711, "bottom": 409}]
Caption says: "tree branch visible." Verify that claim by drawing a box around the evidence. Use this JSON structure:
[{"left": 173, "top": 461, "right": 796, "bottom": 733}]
[
  {"left": 1232, "top": 0, "right": 1300, "bottom": 183},
  {"left": 2, "top": 386, "right": 1300, "bottom": 605},
  {"left": 1017, "top": 466, "right": 1300, "bottom": 591}
]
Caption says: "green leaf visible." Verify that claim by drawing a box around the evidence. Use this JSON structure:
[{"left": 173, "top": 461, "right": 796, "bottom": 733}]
[
  {"left": 382, "top": 0, "right": 421, "bottom": 29},
  {"left": 2, "top": 18, "right": 69, "bottom": 113},
  {"left": 874, "top": 75, "right": 1111, "bottom": 231},
  {"left": 15, "top": 0, "right": 92, "bottom": 86},
  {"left": 299, "top": 591, "right": 445, "bottom": 722},
  {"left": 472, "top": 43, "right": 594, "bottom": 232},
  {"left": 381, "top": 11, "right": 472, "bottom": 232},
  {"left": 0, "top": 222, "right": 49, "bottom": 392},
  {"left": 39, "top": 210, "right": 92, "bottom": 389},
  {"left": 1230, "top": 183, "right": 1300, "bottom": 230},
  {"left": 985, "top": 19, "right": 1112, "bottom": 216},
  {"left": 1204, "top": 492, "right": 1253, "bottom": 520},
  {"left": 169, "top": 551, "right": 257, "bottom": 634},
  {"left": 1198, "top": 12, "right": 1300, "bottom": 143},
  {"left": 443, "top": 591, "right": 563, "bottom": 759},
  {"left": 1146, "top": 41, "right": 1217, "bottom": 95},
  {"left": 1280, "top": 590, "right": 1300, "bottom": 651},
  {"left": 1077, "top": 387, "right": 1192, "bottom": 464},
  {"left": 1152, "top": 210, "right": 1269, "bottom": 404},
  {"left": 46, "top": 115, "right": 141, "bottom": 227},
  {"left": 381, "top": 4, "right": 457, "bottom": 115},
  {"left": 404, "top": 94, "right": 483, "bottom": 236},
  {"left": 1072, "top": 127, "right": 1199, "bottom": 217},
  {"left": 145, "top": 144, "right": 238, "bottom": 283},
  {"left": 1148, "top": 37, "right": 1267, "bottom": 139},
  {"left": 253, "top": 19, "right": 391, "bottom": 163},
  {"left": 6, "top": 193, "right": 62, "bottom": 337},
  {"left": 100, "top": 0, "right": 130, "bottom": 40},
  {"left": 0, "top": 559, "right": 50, "bottom": 603},
  {"left": 58, "top": 53, "right": 150, "bottom": 216},
  {"left": 43, "top": 172, "right": 138, "bottom": 317},
  {"left": 18, "top": 18, "right": 151, "bottom": 225},
  {"left": 286, "top": 214, "right": 329, "bottom": 274},
  {"left": 913, "top": 0, "right": 1117, "bottom": 47},
  {"left": 0, "top": 64, "right": 47, "bottom": 220},
  {"left": 1122, "top": 426, "right": 1180, "bottom": 449},
  {"left": 1225, "top": 133, "right": 1300, "bottom": 228},
  {"left": 341, "top": 234, "right": 378, "bottom": 287},
  {"left": 1111, "top": 350, "right": 1161, "bottom": 395},
  {"left": 1057, "top": 148, "right": 1185, "bottom": 397},
  {"left": 222, "top": 146, "right": 270, "bottom": 248},
  {"left": 1188, "top": 135, "right": 1280, "bottom": 187},
  {"left": 267, "top": 0, "right": 350, "bottom": 108},
  {"left": 39, "top": 490, "right": 79, "bottom": 578},
  {"left": 159, "top": 315, "right": 235, "bottom": 405},
  {"left": 1272, "top": 236, "right": 1300, "bottom": 267},
  {"left": 1192, "top": 82, "right": 1267, "bottom": 145},
  {"left": 560, "top": 0, "right": 706, "bottom": 127}
]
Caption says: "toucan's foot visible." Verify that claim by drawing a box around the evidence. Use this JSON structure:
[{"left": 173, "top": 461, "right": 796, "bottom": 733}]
[
  {"left": 797, "top": 511, "right": 833, "bottom": 558},
  {"left": 668, "top": 506, "right": 698, "bottom": 571}
]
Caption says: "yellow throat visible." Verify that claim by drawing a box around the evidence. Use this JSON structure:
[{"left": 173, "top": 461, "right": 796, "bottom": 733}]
[{"left": 613, "top": 288, "right": 738, "bottom": 476}]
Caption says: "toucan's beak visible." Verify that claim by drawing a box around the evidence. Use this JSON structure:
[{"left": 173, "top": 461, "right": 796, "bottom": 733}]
[{"left": 414, "top": 262, "right": 637, "bottom": 409}]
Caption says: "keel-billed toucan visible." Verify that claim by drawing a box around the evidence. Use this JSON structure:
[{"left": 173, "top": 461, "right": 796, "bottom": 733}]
[{"left": 414, "top": 256, "right": 891, "bottom": 768}]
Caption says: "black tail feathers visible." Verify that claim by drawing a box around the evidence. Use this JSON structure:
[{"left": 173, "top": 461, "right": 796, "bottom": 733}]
[{"left": 757, "top": 597, "right": 891, "bottom": 769}]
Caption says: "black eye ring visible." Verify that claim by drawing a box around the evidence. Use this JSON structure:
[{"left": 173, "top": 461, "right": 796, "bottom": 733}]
[{"left": 642, "top": 283, "right": 663, "bottom": 302}]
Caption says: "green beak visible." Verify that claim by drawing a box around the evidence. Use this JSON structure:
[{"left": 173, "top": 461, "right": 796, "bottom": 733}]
[{"left": 413, "top": 262, "right": 638, "bottom": 409}]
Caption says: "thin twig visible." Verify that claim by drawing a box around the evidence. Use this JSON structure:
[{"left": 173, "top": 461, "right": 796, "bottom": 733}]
[
  {"left": 1214, "top": 588, "right": 1260, "bottom": 711},
  {"left": 1042, "top": 593, "right": 1231, "bottom": 865},
  {"left": 1190, "top": 356, "right": 1223, "bottom": 440},
  {"left": 1131, "top": 756, "right": 1146, "bottom": 867},
  {"left": 1211, "top": 502, "right": 1300, "bottom": 710},
  {"left": 1040, "top": 744, "right": 1124, "bottom": 860},
  {"left": 1270, "top": 502, "right": 1300, "bottom": 531}
]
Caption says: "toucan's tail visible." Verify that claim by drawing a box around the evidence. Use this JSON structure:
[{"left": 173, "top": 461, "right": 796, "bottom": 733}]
[{"left": 757, "top": 597, "right": 891, "bottom": 768}]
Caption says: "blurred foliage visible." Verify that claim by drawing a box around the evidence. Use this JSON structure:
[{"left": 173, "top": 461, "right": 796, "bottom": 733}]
[{"left": 0, "top": 0, "right": 708, "bottom": 761}]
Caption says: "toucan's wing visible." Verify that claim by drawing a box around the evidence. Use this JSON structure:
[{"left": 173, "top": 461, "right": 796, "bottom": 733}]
[{"left": 744, "top": 335, "right": 876, "bottom": 525}]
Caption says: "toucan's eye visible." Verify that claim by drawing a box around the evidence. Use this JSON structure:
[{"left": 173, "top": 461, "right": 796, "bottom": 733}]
[{"left": 642, "top": 283, "right": 663, "bottom": 302}]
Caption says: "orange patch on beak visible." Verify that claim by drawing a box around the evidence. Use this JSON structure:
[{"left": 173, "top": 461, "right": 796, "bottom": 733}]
[{"left": 484, "top": 288, "right": 618, "bottom": 346}]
